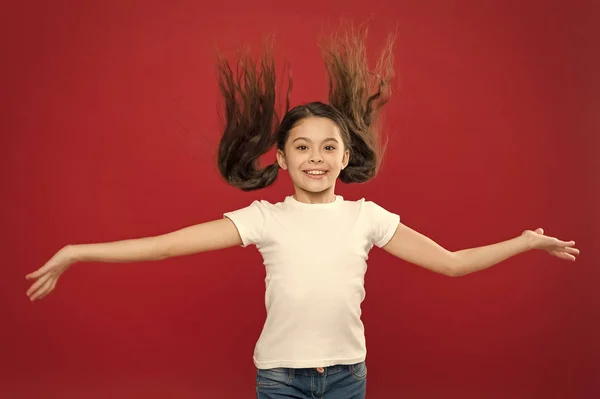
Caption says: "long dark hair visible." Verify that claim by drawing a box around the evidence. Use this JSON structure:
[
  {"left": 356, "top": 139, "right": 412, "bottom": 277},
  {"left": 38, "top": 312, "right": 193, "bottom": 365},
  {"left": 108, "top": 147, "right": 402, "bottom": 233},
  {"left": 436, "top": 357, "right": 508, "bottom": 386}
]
[{"left": 216, "top": 23, "right": 396, "bottom": 191}]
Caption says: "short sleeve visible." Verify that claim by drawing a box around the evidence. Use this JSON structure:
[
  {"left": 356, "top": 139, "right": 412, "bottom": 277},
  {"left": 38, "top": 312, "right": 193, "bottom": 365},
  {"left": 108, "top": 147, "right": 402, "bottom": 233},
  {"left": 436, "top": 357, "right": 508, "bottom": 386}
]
[
  {"left": 364, "top": 201, "right": 400, "bottom": 248},
  {"left": 223, "top": 200, "right": 267, "bottom": 247}
]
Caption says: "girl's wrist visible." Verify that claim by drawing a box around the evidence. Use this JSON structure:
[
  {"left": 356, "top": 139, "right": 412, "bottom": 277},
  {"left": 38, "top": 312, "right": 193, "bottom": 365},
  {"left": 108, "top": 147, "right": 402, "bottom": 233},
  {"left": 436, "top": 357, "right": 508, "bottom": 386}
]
[
  {"left": 63, "top": 245, "right": 80, "bottom": 264},
  {"left": 520, "top": 230, "right": 538, "bottom": 251}
]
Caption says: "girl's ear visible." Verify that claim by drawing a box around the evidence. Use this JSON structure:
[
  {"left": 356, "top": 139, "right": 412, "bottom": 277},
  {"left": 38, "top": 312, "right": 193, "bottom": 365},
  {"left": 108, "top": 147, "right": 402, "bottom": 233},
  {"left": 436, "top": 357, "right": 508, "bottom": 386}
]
[
  {"left": 276, "top": 149, "right": 288, "bottom": 170},
  {"left": 342, "top": 149, "right": 350, "bottom": 170}
]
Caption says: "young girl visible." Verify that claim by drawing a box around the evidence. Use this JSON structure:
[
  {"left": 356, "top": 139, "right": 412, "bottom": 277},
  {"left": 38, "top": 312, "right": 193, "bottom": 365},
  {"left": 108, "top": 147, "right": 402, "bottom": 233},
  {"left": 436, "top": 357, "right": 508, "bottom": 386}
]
[{"left": 25, "top": 24, "right": 579, "bottom": 399}]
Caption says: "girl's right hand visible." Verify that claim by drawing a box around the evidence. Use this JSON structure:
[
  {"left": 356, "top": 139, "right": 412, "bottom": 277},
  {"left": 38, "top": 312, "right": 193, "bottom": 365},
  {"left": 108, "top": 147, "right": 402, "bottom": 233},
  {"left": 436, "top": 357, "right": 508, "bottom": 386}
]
[{"left": 26, "top": 246, "right": 77, "bottom": 301}]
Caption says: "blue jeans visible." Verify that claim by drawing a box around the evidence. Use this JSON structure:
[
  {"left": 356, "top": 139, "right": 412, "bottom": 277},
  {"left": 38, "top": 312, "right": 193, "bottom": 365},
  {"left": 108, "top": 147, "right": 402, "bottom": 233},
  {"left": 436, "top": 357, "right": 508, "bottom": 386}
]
[{"left": 256, "top": 361, "right": 367, "bottom": 399}]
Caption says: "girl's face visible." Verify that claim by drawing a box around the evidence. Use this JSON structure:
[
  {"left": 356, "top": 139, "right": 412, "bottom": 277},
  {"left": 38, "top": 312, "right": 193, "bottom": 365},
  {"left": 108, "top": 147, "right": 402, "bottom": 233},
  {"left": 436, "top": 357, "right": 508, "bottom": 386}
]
[{"left": 276, "top": 117, "right": 350, "bottom": 202}]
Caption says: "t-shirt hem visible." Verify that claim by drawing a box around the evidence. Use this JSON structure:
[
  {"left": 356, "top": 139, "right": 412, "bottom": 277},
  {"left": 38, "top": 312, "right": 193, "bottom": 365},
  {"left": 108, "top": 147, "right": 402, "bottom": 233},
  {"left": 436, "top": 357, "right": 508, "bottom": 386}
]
[
  {"left": 254, "top": 355, "right": 366, "bottom": 369},
  {"left": 223, "top": 214, "right": 250, "bottom": 247},
  {"left": 375, "top": 214, "right": 400, "bottom": 247}
]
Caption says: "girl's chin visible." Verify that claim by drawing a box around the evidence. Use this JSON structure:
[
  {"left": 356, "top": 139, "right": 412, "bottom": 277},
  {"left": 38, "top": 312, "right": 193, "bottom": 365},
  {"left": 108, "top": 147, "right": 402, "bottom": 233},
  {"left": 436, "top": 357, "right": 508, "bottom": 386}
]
[{"left": 297, "top": 181, "right": 335, "bottom": 193}]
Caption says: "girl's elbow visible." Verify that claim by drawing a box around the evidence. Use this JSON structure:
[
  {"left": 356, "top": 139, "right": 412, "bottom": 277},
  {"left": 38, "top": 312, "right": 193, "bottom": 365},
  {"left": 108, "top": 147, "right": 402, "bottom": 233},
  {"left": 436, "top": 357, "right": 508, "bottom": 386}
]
[{"left": 446, "top": 253, "right": 464, "bottom": 277}]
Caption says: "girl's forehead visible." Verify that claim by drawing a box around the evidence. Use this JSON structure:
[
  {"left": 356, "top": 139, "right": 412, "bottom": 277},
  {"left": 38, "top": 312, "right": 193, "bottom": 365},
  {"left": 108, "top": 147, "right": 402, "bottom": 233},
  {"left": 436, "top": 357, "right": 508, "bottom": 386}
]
[{"left": 289, "top": 118, "right": 341, "bottom": 140}]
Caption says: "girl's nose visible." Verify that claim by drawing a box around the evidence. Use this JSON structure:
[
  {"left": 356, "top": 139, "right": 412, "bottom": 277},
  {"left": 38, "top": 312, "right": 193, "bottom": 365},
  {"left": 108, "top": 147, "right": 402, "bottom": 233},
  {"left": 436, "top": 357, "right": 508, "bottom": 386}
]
[{"left": 309, "top": 153, "right": 323, "bottom": 163}]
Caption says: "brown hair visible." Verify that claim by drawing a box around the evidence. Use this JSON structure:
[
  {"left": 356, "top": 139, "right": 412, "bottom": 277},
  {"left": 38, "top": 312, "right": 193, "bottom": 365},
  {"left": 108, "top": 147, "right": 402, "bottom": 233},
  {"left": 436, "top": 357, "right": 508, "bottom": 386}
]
[{"left": 216, "top": 23, "right": 396, "bottom": 191}]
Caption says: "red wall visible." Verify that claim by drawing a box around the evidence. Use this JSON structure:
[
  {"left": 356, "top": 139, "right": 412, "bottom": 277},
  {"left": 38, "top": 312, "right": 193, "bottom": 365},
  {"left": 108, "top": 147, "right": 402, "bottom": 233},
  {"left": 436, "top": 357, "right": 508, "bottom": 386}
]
[{"left": 3, "top": 1, "right": 598, "bottom": 398}]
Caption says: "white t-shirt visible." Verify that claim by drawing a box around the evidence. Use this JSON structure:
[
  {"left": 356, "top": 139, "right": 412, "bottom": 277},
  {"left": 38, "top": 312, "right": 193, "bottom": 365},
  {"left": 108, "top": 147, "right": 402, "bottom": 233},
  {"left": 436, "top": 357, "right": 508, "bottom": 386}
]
[{"left": 224, "top": 195, "right": 400, "bottom": 369}]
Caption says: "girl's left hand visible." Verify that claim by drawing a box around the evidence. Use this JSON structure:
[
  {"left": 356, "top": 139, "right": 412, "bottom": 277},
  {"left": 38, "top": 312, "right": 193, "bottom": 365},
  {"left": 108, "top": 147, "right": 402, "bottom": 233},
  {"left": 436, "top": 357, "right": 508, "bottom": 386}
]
[{"left": 522, "top": 228, "right": 580, "bottom": 261}]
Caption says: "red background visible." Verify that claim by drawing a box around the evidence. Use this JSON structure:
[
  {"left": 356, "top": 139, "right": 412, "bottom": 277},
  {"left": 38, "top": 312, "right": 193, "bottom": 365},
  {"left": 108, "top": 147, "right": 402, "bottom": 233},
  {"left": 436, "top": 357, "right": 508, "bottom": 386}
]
[{"left": 3, "top": 0, "right": 599, "bottom": 398}]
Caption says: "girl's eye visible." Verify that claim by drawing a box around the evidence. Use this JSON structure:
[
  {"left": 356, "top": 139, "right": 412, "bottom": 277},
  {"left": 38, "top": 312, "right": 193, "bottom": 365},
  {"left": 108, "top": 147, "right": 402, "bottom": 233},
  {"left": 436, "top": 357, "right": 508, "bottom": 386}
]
[{"left": 295, "top": 145, "right": 335, "bottom": 151}]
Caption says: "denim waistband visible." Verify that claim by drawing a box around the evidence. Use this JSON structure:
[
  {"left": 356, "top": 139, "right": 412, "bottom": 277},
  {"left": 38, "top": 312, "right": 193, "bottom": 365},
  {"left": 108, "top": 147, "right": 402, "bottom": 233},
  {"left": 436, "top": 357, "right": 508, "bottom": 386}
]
[{"left": 258, "top": 361, "right": 364, "bottom": 377}]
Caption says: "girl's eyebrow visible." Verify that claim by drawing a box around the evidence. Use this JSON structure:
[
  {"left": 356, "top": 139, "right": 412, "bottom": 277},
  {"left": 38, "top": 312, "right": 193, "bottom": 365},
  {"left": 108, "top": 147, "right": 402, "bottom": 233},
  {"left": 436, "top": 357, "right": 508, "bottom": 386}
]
[{"left": 292, "top": 137, "right": 339, "bottom": 143}]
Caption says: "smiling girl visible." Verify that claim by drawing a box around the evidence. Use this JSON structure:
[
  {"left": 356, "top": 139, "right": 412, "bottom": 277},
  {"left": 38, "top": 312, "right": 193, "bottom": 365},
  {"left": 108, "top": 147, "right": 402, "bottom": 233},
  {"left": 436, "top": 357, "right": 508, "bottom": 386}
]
[{"left": 26, "top": 23, "right": 579, "bottom": 399}]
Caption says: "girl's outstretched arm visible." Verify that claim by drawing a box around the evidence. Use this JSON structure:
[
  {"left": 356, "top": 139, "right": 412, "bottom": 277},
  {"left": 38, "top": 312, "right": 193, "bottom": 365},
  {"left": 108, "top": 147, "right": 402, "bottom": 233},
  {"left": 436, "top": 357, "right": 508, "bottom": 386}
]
[
  {"left": 25, "top": 218, "right": 242, "bottom": 301},
  {"left": 382, "top": 224, "right": 579, "bottom": 277}
]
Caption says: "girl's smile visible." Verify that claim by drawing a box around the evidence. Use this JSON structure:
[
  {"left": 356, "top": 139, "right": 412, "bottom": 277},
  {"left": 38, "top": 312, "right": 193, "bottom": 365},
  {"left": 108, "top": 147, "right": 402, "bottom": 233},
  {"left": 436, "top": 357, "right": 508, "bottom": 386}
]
[{"left": 303, "top": 169, "right": 329, "bottom": 179}]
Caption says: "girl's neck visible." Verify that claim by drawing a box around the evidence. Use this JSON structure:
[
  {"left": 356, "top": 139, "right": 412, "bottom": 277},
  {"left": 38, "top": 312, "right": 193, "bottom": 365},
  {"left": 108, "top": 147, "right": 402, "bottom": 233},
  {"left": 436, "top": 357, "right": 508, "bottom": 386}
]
[{"left": 292, "top": 188, "right": 337, "bottom": 204}]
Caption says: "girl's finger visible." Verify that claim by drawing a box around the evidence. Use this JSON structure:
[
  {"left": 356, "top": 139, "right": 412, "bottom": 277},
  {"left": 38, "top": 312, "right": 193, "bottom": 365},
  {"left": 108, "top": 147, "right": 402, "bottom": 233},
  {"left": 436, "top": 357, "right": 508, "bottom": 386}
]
[
  {"left": 38, "top": 280, "right": 57, "bottom": 300},
  {"left": 564, "top": 247, "right": 580, "bottom": 255},
  {"left": 553, "top": 247, "right": 579, "bottom": 257},
  {"left": 26, "top": 266, "right": 49, "bottom": 280},
  {"left": 553, "top": 251, "right": 576, "bottom": 261},
  {"left": 30, "top": 278, "right": 54, "bottom": 301},
  {"left": 30, "top": 277, "right": 53, "bottom": 301},
  {"left": 25, "top": 271, "right": 39, "bottom": 280},
  {"left": 26, "top": 273, "right": 50, "bottom": 297}
]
